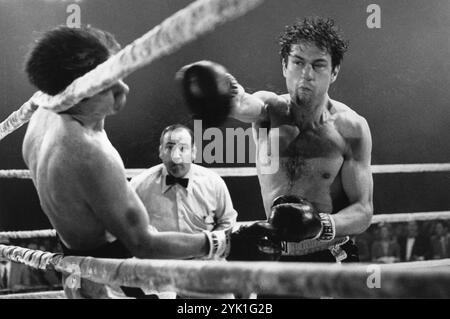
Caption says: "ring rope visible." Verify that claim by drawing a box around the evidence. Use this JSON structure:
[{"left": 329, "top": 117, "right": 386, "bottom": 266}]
[
  {"left": 0, "top": 291, "right": 66, "bottom": 299},
  {"left": 371, "top": 163, "right": 450, "bottom": 174},
  {"left": 0, "top": 244, "right": 449, "bottom": 298},
  {"left": 53, "top": 257, "right": 449, "bottom": 298},
  {"left": 0, "top": 245, "right": 62, "bottom": 270},
  {"left": 371, "top": 211, "right": 450, "bottom": 224},
  {"left": 0, "top": 98, "right": 39, "bottom": 142},
  {"left": 1, "top": 211, "right": 450, "bottom": 239},
  {"left": 1, "top": 162, "right": 449, "bottom": 180},
  {"left": 212, "top": 163, "right": 450, "bottom": 177},
  {"left": 0, "top": 170, "right": 30, "bottom": 179},
  {"left": 0, "top": 229, "right": 56, "bottom": 239},
  {"left": 380, "top": 258, "right": 450, "bottom": 270},
  {"left": 0, "top": 0, "right": 264, "bottom": 141}
]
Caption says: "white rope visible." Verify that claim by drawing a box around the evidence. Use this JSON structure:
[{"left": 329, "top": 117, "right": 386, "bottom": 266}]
[
  {"left": 0, "top": 170, "right": 31, "bottom": 179},
  {"left": 0, "top": 0, "right": 264, "bottom": 141},
  {"left": 1, "top": 162, "right": 450, "bottom": 179},
  {"left": 381, "top": 258, "right": 450, "bottom": 270},
  {"left": 0, "top": 229, "right": 56, "bottom": 239},
  {"left": 372, "top": 211, "right": 450, "bottom": 224},
  {"left": 371, "top": 163, "right": 450, "bottom": 173},
  {"left": 0, "top": 96, "right": 39, "bottom": 141},
  {"left": 210, "top": 163, "right": 450, "bottom": 176},
  {"left": 0, "top": 291, "right": 66, "bottom": 299},
  {"left": 0, "top": 245, "right": 61, "bottom": 270},
  {"left": 1, "top": 243, "right": 450, "bottom": 298}
]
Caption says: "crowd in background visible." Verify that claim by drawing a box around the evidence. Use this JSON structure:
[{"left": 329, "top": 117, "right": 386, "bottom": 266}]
[
  {"left": 354, "top": 220, "right": 450, "bottom": 263},
  {"left": 1, "top": 220, "right": 449, "bottom": 293}
]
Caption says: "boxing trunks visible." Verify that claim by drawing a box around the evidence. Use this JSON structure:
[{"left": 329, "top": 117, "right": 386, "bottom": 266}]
[{"left": 280, "top": 238, "right": 359, "bottom": 262}]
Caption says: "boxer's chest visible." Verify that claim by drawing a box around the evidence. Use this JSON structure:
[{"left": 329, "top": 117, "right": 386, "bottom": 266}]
[{"left": 258, "top": 120, "right": 347, "bottom": 188}]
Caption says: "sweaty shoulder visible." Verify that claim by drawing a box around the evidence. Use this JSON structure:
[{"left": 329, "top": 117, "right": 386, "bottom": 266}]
[
  {"left": 24, "top": 110, "right": 84, "bottom": 168},
  {"left": 330, "top": 99, "right": 370, "bottom": 140},
  {"left": 252, "top": 91, "right": 290, "bottom": 123},
  {"left": 252, "top": 90, "right": 280, "bottom": 104}
]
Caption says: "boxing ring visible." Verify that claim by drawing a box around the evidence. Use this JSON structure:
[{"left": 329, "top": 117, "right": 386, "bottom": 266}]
[
  {"left": 0, "top": 0, "right": 449, "bottom": 298},
  {"left": 0, "top": 184, "right": 450, "bottom": 298}
]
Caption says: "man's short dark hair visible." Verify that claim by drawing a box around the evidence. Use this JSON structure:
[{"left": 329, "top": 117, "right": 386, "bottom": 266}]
[
  {"left": 279, "top": 17, "right": 349, "bottom": 71},
  {"left": 160, "top": 124, "right": 195, "bottom": 146},
  {"left": 25, "top": 26, "right": 121, "bottom": 95}
]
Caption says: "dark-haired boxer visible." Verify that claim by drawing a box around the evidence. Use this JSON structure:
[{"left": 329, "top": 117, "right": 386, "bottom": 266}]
[
  {"left": 178, "top": 17, "right": 373, "bottom": 263},
  {"left": 22, "top": 26, "right": 281, "bottom": 298}
]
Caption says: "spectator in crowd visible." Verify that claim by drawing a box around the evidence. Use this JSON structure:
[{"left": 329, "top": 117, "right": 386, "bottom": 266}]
[
  {"left": 0, "top": 237, "right": 10, "bottom": 291},
  {"left": 393, "top": 223, "right": 406, "bottom": 240},
  {"left": 37, "top": 239, "right": 62, "bottom": 287},
  {"left": 430, "top": 221, "right": 449, "bottom": 259},
  {"left": 353, "top": 226, "right": 374, "bottom": 262},
  {"left": 0, "top": 258, "right": 9, "bottom": 291},
  {"left": 371, "top": 224, "right": 400, "bottom": 263},
  {"left": 398, "top": 221, "right": 430, "bottom": 261},
  {"left": 422, "top": 221, "right": 435, "bottom": 238}
]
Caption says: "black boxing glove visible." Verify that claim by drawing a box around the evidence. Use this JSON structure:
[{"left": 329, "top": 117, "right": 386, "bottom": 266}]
[
  {"left": 269, "top": 195, "right": 336, "bottom": 242},
  {"left": 176, "top": 60, "right": 244, "bottom": 127},
  {"left": 228, "top": 222, "right": 282, "bottom": 261},
  {"left": 203, "top": 222, "right": 281, "bottom": 261}
]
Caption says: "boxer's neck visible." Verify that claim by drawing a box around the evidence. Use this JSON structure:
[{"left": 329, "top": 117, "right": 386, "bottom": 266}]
[
  {"left": 290, "top": 94, "right": 330, "bottom": 130},
  {"left": 63, "top": 101, "right": 109, "bottom": 131},
  {"left": 69, "top": 113, "right": 106, "bottom": 131}
]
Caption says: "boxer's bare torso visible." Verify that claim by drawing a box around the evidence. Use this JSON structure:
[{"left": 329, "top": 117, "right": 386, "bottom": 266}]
[
  {"left": 227, "top": 40, "right": 373, "bottom": 237},
  {"left": 23, "top": 108, "right": 120, "bottom": 250},
  {"left": 22, "top": 85, "right": 209, "bottom": 261},
  {"left": 254, "top": 94, "right": 360, "bottom": 217}
]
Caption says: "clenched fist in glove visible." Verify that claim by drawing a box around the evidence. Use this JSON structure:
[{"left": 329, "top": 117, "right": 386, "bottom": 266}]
[
  {"left": 176, "top": 60, "right": 244, "bottom": 127},
  {"left": 269, "top": 195, "right": 336, "bottom": 242},
  {"left": 203, "top": 221, "right": 282, "bottom": 261}
]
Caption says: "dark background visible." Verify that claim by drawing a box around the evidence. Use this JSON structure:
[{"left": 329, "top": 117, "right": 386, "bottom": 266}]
[{"left": 0, "top": 0, "right": 449, "bottom": 230}]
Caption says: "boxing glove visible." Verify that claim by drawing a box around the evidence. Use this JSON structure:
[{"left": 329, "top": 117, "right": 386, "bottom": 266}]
[
  {"left": 204, "top": 222, "right": 282, "bottom": 261},
  {"left": 176, "top": 60, "right": 243, "bottom": 127},
  {"left": 269, "top": 195, "right": 336, "bottom": 242}
]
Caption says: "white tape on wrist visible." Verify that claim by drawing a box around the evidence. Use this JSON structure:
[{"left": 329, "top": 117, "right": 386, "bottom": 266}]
[
  {"left": 317, "top": 213, "right": 336, "bottom": 242},
  {"left": 203, "top": 230, "right": 228, "bottom": 260}
]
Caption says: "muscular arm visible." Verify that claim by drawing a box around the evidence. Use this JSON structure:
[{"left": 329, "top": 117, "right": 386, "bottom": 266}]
[
  {"left": 229, "top": 90, "right": 278, "bottom": 123},
  {"left": 333, "top": 116, "right": 374, "bottom": 237},
  {"left": 80, "top": 146, "right": 208, "bottom": 259}
]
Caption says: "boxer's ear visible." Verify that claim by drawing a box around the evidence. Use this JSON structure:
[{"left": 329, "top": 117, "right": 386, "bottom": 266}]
[{"left": 330, "top": 65, "right": 340, "bottom": 84}]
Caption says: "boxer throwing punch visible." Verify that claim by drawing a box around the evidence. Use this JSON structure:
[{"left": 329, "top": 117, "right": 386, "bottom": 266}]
[{"left": 178, "top": 17, "right": 374, "bottom": 262}]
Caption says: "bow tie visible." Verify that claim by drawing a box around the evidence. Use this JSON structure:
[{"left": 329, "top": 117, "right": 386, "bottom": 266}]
[{"left": 166, "top": 175, "right": 189, "bottom": 188}]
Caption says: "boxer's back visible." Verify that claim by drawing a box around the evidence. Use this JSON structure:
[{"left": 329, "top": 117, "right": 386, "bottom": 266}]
[{"left": 23, "top": 108, "right": 115, "bottom": 250}]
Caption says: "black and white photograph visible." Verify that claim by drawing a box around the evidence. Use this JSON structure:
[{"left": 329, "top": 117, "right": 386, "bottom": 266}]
[{"left": 0, "top": 0, "right": 449, "bottom": 303}]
